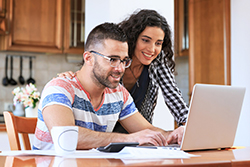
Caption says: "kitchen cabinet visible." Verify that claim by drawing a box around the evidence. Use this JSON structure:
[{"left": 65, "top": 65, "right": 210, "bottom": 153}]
[
  {"left": 188, "top": 0, "right": 231, "bottom": 92},
  {"left": 63, "top": 0, "right": 85, "bottom": 54},
  {"left": 174, "top": 0, "right": 231, "bottom": 97},
  {"left": 174, "top": 0, "right": 189, "bottom": 57},
  {"left": 0, "top": 0, "right": 6, "bottom": 35},
  {"left": 0, "top": 0, "right": 6, "bottom": 17},
  {"left": 0, "top": 0, "right": 85, "bottom": 54}
]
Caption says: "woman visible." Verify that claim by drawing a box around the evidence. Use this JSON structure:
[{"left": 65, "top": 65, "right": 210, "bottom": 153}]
[{"left": 59, "top": 9, "right": 189, "bottom": 133}]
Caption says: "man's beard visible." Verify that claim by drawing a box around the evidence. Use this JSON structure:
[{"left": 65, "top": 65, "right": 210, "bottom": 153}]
[{"left": 92, "top": 61, "right": 123, "bottom": 89}]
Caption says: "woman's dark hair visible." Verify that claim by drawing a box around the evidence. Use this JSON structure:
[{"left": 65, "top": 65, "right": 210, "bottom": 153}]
[{"left": 119, "top": 9, "right": 175, "bottom": 72}]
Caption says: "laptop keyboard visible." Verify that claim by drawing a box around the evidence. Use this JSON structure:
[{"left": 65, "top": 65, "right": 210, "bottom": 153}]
[{"left": 137, "top": 144, "right": 181, "bottom": 150}]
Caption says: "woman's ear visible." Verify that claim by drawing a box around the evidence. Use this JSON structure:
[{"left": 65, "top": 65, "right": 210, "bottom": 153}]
[{"left": 83, "top": 51, "right": 94, "bottom": 66}]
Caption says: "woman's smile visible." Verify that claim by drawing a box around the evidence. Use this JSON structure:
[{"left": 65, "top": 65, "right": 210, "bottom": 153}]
[{"left": 134, "top": 26, "right": 165, "bottom": 65}]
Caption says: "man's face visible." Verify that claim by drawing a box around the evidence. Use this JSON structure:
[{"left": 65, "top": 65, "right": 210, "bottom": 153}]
[{"left": 91, "top": 39, "right": 129, "bottom": 89}]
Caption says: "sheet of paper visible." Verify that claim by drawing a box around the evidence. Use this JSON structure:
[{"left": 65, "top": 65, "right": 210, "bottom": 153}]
[
  {"left": 117, "top": 147, "right": 198, "bottom": 159},
  {"left": 0, "top": 147, "right": 199, "bottom": 159}
]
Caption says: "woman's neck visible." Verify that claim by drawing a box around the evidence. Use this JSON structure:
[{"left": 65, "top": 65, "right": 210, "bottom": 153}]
[
  {"left": 130, "top": 56, "right": 144, "bottom": 73},
  {"left": 123, "top": 56, "right": 144, "bottom": 90}
]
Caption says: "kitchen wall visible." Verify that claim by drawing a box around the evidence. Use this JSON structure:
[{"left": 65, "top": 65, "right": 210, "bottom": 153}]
[
  {"left": 231, "top": 0, "right": 250, "bottom": 146},
  {"left": 0, "top": 52, "right": 82, "bottom": 114}
]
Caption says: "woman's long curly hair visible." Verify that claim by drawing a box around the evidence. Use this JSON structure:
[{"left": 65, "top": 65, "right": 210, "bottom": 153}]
[{"left": 119, "top": 9, "right": 175, "bottom": 72}]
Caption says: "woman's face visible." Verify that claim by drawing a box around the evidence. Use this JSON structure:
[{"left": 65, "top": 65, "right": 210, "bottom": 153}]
[{"left": 133, "top": 26, "right": 165, "bottom": 65}]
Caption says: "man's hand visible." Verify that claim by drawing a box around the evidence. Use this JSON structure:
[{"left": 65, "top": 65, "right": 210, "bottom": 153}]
[
  {"left": 166, "top": 126, "right": 185, "bottom": 145},
  {"left": 127, "top": 129, "right": 167, "bottom": 146}
]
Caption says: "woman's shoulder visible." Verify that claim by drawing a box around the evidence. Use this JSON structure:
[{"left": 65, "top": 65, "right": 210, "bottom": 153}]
[{"left": 150, "top": 52, "right": 171, "bottom": 71}]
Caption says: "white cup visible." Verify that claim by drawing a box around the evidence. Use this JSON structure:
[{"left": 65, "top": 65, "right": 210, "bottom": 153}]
[{"left": 51, "top": 126, "right": 79, "bottom": 155}]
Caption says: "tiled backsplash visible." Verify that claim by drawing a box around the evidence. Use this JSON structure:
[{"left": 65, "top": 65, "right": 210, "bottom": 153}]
[
  {"left": 0, "top": 51, "right": 189, "bottom": 114},
  {"left": 0, "top": 52, "right": 82, "bottom": 113}
]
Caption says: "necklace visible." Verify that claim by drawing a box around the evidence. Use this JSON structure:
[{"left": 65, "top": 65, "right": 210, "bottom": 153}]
[{"left": 129, "top": 66, "right": 140, "bottom": 87}]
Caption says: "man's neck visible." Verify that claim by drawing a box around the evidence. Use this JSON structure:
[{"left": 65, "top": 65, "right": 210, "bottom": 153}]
[{"left": 76, "top": 67, "right": 105, "bottom": 108}]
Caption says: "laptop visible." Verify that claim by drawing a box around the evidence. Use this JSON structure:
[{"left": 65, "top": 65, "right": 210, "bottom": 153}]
[
  {"left": 99, "top": 84, "right": 245, "bottom": 152},
  {"left": 178, "top": 83, "right": 246, "bottom": 151}
]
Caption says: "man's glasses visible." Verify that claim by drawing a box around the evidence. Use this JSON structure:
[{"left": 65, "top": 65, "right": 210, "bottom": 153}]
[{"left": 90, "top": 50, "right": 132, "bottom": 68}]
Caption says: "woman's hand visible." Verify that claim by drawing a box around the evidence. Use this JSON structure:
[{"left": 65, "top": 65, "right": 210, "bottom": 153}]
[
  {"left": 166, "top": 126, "right": 185, "bottom": 145},
  {"left": 57, "top": 71, "right": 76, "bottom": 79}
]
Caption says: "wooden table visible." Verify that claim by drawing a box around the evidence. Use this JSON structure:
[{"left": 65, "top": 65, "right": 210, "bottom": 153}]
[{"left": 0, "top": 147, "right": 250, "bottom": 167}]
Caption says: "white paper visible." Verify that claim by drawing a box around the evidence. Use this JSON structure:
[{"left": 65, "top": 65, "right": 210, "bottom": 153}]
[
  {"left": 0, "top": 147, "right": 199, "bottom": 159},
  {"left": 117, "top": 147, "right": 198, "bottom": 159}
]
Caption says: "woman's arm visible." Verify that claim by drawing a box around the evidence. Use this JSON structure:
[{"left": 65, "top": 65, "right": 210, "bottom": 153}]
[{"left": 152, "top": 54, "right": 189, "bottom": 126}]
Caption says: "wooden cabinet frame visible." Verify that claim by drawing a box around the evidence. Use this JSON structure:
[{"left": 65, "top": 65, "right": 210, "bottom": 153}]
[
  {"left": 189, "top": 0, "right": 231, "bottom": 92},
  {"left": 0, "top": 0, "right": 64, "bottom": 53},
  {"left": 63, "top": 0, "right": 85, "bottom": 54},
  {"left": 174, "top": 0, "right": 189, "bottom": 57},
  {"left": 0, "top": 0, "right": 6, "bottom": 35},
  {"left": 175, "top": 0, "right": 231, "bottom": 95},
  {"left": 0, "top": 0, "right": 85, "bottom": 54},
  {"left": 0, "top": 0, "right": 6, "bottom": 17}
]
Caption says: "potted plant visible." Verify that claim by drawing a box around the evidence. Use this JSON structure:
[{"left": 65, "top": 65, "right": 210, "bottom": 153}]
[{"left": 12, "top": 83, "right": 40, "bottom": 117}]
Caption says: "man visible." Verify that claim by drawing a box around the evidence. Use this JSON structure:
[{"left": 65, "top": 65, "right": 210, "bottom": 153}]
[{"left": 33, "top": 23, "right": 184, "bottom": 150}]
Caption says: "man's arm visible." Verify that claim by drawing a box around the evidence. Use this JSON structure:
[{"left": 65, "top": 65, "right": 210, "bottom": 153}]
[
  {"left": 120, "top": 112, "right": 184, "bottom": 145},
  {"left": 43, "top": 105, "right": 168, "bottom": 150}
]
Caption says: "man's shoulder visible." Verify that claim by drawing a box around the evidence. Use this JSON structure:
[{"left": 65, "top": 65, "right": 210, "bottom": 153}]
[
  {"left": 41, "top": 77, "right": 79, "bottom": 105},
  {"left": 44, "top": 77, "right": 79, "bottom": 90}
]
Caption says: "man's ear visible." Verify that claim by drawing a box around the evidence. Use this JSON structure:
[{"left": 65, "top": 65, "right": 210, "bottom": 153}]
[{"left": 83, "top": 51, "right": 94, "bottom": 66}]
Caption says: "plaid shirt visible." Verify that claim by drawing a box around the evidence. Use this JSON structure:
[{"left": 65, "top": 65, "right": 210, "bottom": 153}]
[{"left": 138, "top": 52, "right": 189, "bottom": 126}]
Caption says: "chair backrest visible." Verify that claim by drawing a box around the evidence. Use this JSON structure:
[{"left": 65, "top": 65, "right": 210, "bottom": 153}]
[{"left": 3, "top": 111, "right": 37, "bottom": 150}]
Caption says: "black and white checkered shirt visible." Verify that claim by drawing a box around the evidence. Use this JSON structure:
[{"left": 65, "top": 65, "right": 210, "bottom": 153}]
[
  {"left": 113, "top": 52, "right": 189, "bottom": 133},
  {"left": 138, "top": 52, "right": 189, "bottom": 126}
]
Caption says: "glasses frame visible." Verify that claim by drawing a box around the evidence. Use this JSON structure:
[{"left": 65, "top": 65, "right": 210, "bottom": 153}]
[{"left": 90, "top": 50, "right": 132, "bottom": 68}]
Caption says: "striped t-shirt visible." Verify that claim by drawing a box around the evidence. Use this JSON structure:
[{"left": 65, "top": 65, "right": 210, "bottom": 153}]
[{"left": 33, "top": 77, "right": 137, "bottom": 150}]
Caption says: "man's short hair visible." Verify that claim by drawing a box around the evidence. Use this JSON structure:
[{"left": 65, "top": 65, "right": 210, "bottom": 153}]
[{"left": 85, "top": 22, "right": 127, "bottom": 51}]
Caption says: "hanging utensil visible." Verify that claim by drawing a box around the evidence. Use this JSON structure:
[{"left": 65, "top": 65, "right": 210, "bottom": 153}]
[
  {"left": 27, "top": 57, "right": 36, "bottom": 84},
  {"left": 9, "top": 56, "right": 17, "bottom": 86},
  {"left": 2, "top": 55, "right": 9, "bottom": 86},
  {"left": 18, "top": 56, "right": 25, "bottom": 85}
]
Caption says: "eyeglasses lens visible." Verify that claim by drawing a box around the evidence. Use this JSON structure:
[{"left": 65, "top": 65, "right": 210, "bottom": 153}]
[
  {"left": 124, "top": 60, "right": 131, "bottom": 68},
  {"left": 110, "top": 58, "right": 131, "bottom": 68}
]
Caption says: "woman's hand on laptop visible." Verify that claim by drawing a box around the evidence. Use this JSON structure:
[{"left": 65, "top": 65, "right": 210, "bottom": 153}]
[{"left": 166, "top": 126, "right": 185, "bottom": 145}]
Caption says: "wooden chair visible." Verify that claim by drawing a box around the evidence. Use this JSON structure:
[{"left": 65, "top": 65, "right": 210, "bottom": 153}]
[{"left": 3, "top": 111, "right": 37, "bottom": 150}]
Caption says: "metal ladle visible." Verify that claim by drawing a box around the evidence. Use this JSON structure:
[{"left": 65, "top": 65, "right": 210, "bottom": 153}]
[
  {"left": 18, "top": 56, "right": 25, "bottom": 85},
  {"left": 9, "top": 56, "right": 17, "bottom": 86},
  {"left": 2, "top": 55, "right": 9, "bottom": 86},
  {"left": 27, "top": 57, "right": 36, "bottom": 84}
]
